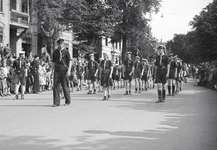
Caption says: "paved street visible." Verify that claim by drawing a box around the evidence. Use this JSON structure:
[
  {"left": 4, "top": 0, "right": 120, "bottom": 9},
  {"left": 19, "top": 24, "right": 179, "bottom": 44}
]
[{"left": 0, "top": 78, "right": 217, "bottom": 150}]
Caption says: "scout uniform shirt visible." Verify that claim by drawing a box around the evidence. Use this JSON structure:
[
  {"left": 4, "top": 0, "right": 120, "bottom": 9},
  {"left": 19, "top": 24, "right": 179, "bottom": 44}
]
[
  {"left": 87, "top": 60, "right": 98, "bottom": 76},
  {"left": 52, "top": 48, "right": 71, "bottom": 71},
  {"left": 134, "top": 61, "right": 143, "bottom": 74},
  {"left": 155, "top": 55, "right": 169, "bottom": 69},
  {"left": 124, "top": 59, "right": 134, "bottom": 73}
]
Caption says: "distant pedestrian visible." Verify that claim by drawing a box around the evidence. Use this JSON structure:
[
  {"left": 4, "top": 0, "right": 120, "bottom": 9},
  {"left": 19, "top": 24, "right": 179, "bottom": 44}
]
[{"left": 51, "top": 38, "right": 72, "bottom": 107}]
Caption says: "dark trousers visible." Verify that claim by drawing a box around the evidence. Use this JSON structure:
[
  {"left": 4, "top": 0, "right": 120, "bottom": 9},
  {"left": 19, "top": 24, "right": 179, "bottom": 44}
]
[
  {"left": 33, "top": 71, "right": 39, "bottom": 93},
  {"left": 53, "top": 70, "right": 71, "bottom": 105}
]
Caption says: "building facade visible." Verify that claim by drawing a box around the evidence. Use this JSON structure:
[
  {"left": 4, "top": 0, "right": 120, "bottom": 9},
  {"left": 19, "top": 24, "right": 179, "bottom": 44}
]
[
  {"left": 101, "top": 37, "right": 122, "bottom": 64},
  {"left": 0, "top": 0, "right": 10, "bottom": 47},
  {"left": 0, "top": 0, "right": 38, "bottom": 57}
]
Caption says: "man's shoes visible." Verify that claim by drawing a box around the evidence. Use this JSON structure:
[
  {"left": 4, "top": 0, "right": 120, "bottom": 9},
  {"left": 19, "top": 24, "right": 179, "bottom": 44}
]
[
  {"left": 107, "top": 95, "right": 110, "bottom": 100},
  {"left": 129, "top": 91, "right": 131, "bottom": 95},
  {"left": 52, "top": 104, "right": 60, "bottom": 107},
  {"left": 155, "top": 99, "right": 162, "bottom": 103},
  {"left": 64, "top": 103, "right": 70, "bottom": 106}
]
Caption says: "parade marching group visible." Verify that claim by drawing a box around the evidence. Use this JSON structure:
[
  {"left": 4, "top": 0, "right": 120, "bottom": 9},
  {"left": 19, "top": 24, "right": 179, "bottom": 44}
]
[{"left": 0, "top": 38, "right": 217, "bottom": 106}]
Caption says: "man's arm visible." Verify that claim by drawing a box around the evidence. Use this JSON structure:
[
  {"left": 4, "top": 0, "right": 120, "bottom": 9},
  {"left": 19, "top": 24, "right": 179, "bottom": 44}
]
[
  {"left": 167, "top": 63, "right": 170, "bottom": 78},
  {"left": 130, "top": 63, "right": 135, "bottom": 76},
  {"left": 109, "top": 62, "right": 113, "bottom": 78}
]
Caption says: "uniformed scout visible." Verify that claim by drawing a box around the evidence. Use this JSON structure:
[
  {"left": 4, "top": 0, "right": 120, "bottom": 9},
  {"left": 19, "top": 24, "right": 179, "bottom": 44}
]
[
  {"left": 12, "top": 50, "right": 27, "bottom": 100},
  {"left": 123, "top": 51, "right": 134, "bottom": 95},
  {"left": 141, "top": 58, "right": 149, "bottom": 91},
  {"left": 97, "top": 58, "right": 103, "bottom": 93},
  {"left": 112, "top": 64, "right": 120, "bottom": 90},
  {"left": 177, "top": 59, "right": 183, "bottom": 92},
  {"left": 134, "top": 56, "right": 143, "bottom": 93},
  {"left": 76, "top": 61, "right": 84, "bottom": 91},
  {"left": 167, "top": 54, "right": 177, "bottom": 96},
  {"left": 87, "top": 53, "right": 99, "bottom": 94},
  {"left": 174, "top": 56, "right": 181, "bottom": 94},
  {"left": 154, "top": 45, "right": 170, "bottom": 103},
  {"left": 51, "top": 37, "right": 72, "bottom": 107},
  {"left": 100, "top": 53, "right": 113, "bottom": 100}
]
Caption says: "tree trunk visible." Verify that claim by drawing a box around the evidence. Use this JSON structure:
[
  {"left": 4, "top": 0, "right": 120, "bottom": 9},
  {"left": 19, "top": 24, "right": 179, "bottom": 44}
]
[{"left": 122, "top": 34, "right": 127, "bottom": 62}]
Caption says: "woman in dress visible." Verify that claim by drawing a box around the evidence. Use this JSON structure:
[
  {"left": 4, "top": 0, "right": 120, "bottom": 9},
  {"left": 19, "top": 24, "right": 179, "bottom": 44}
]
[{"left": 100, "top": 53, "right": 113, "bottom": 100}]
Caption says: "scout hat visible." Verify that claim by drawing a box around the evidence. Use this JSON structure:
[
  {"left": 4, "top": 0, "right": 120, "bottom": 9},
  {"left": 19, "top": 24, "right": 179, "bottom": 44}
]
[
  {"left": 142, "top": 58, "right": 148, "bottom": 62},
  {"left": 157, "top": 45, "right": 165, "bottom": 50},
  {"left": 19, "top": 51, "right": 25, "bottom": 54},
  {"left": 168, "top": 53, "right": 173, "bottom": 57},
  {"left": 56, "top": 37, "right": 64, "bottom": 43},
  {"left": 135, "top": 56, "right": 140, "bottom": 59},
  {"left": 34, "top": 54, "right": 39, "bottom": 58},
  {"left": 89, "top": 53, "right": 94, "bottom": 57},
  {"left": 173, "top": 55, "right": 178, "bottom": 59}
]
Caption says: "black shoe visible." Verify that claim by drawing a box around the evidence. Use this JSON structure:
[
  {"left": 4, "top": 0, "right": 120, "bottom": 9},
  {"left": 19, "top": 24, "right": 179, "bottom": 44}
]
[
  {"left": 124, "top": 91, "right": 128, "bottom": 95},
  {"left": 102, "top": 96, "right": 107, "bottom": 101},
  {"left": 87, "top": 91, "right": 92, "bottom": 94},
  {"left": 93, "top": 89, "right": 96, "bottom": 94},
  {"left": 155, "top": 99, "right": 162, "bottom": 103},
  {"left": 167, "top": 94, "right": 171, "bottom": 96},
  {"left": 129, "top": 91, "right": 131, "bottom": 95},
  {"left": 64, "top": 103, "right": 70, "bottom": 106},
  {"left": 52, "top": 104, "right": 60, "bottom": 107},
  {"left": 107, "top": 95, "right": 110, "bottom": 100}
]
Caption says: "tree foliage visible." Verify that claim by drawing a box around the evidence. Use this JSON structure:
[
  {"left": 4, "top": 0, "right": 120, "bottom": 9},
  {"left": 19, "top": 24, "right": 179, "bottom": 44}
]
[
  {"left": 167, "top": 0, "right": 217, "bottom": 64},
  {"left": 33, "top": 0, "right": 161, "bottom": 58}
]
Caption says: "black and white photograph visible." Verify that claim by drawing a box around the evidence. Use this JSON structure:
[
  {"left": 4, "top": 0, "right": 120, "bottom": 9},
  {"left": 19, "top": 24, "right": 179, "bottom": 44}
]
[{"left": 0, "top": 0, "right": 217, "bottom": 149}]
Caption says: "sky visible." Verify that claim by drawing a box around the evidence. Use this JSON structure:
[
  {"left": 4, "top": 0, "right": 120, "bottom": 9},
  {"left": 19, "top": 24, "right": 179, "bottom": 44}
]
[{"left": 150, "top": 0, "right": 213, "bottom": 42}]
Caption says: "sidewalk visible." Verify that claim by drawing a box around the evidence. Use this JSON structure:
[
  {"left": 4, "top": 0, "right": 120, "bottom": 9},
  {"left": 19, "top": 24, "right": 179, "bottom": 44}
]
[{"left": 0, "top": 79, "right": 217, "bottom": 150}]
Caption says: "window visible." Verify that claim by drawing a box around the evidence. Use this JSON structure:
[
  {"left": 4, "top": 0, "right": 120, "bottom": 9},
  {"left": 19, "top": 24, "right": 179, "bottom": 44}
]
[
  {"left": 0, "top": 27, "right": 3, "bottom": 42},
  {"left": 22, "top": 0, "right": 28, "bottom": 13},
  {"left": 0, "top": 0, "right": 3, "bottom": 12},
  {"left": 105, "top": 37, "right": 108, "bottom": 46},
  {"left": 0, "top": 35, "right": 2, "bottom": 43}
]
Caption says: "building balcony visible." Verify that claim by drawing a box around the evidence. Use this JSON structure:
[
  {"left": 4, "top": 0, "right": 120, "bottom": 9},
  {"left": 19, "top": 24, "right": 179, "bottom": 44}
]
[{"left": 10, "top": 10, "right": 29, "bottom": 29}]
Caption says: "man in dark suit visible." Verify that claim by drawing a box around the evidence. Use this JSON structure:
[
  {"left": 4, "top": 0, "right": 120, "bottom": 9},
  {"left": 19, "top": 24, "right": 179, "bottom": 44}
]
[{"left": 51, "top": 38, "right": 72, "bottom": 107}]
